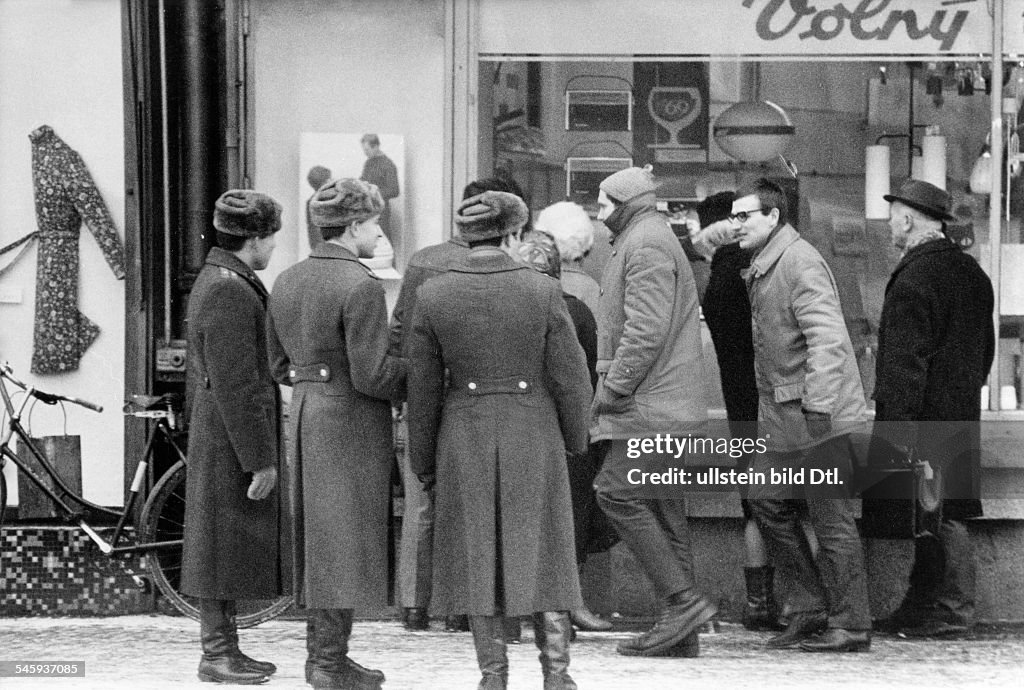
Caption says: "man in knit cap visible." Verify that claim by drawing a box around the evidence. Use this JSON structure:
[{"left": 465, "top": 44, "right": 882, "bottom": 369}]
[
  {"left": 182, "top": 190, "right": 284, "bottom": 685},
  {"left": 407, "top": 191, "right": 591, "bottom": 689},
  {"left": 267, "top": 178, "right": 406, "bottom": 690},
  {"left": 591, "top": 166, "right": 716, "bottom": 657}
]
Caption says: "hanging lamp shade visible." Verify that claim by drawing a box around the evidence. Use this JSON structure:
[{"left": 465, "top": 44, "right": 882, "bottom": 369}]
[{"left": 713, "top": 100, "right": 795, "bottom": 163}]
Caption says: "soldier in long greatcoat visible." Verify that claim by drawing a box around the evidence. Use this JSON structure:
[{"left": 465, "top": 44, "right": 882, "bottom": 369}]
[
  {"left": 266, "top": 178, "right": 405, "bottom": 690},
  {"left": 407, "top": 191, "right": 591, "bottom": 690},
  {"left": 181, "top": 190, "right": 283, "bottom": 685}
]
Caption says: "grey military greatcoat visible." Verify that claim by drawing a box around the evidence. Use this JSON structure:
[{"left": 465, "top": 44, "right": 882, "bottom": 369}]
[
  {"left": 406, "top": 249, "right": 591, "bottom": 617},
  {"left": 266, "top": 242, "right": 406, "bottom": 610}
]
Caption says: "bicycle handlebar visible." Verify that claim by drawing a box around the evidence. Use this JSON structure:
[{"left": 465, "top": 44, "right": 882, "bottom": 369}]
[{"left": 1, "top": 363, "right": 103, "bottom": 413}]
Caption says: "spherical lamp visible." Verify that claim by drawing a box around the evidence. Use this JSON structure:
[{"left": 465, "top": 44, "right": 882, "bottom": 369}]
[{"left": 713, "top": 100, "right": 795, "bottom": 163}]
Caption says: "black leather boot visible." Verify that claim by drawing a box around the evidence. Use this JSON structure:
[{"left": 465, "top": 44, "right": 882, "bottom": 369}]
[
  {"left": 615, "top": 592, "right": 716, "bottom": 657},
  {"left": 403, "top": 607, "right": 430, "bottom": 631},
  {"left": 571, "top": 606, "right": 613, "bottom": 632},
  {"left": 743, "top": 566, "right": 782, "bottom": 631},
  {"left": 197, "top": 599, "right": 269, "bottom": 685},
  {"left": 470, "top": 615, "right": 508, "bottom": 689},
  {"left": 306, "top": 609, "right": 385, "bottom": 689},
  {"left": 533, "top": 612, "right": 577, "bottom": 690},
  {"left": 224, "top": 600, "right": 277, "bottom": 676},
  {"left": 445, "top": 614, "right": 471, "bottom": 632}
]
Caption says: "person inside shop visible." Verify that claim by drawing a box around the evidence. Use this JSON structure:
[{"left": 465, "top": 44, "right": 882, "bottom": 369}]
[
  {"left": 359, "top": 134, "right": 400, "bottom": 242},
  {"left": 305, "top": 164, "right": 332, "bottom": 251}
]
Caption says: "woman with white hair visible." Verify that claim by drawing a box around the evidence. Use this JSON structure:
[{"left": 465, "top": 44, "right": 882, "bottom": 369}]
[{"left": 535, "top": 201, "right": 600, "bottom": 315}]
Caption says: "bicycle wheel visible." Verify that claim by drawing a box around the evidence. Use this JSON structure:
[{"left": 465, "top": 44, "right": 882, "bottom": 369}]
[{"left": 138, "top": 460, "right": 293, "bottom": 628}]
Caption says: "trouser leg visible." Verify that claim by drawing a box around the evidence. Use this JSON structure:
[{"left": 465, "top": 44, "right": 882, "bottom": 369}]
[
  {"left": 596, "top": 492, "right": 696, "bottom": 599},
  {"left": 748, "top": 447, "right": 828, "bottom": 615},
  {"left": 398, "top": 432, "right": 434, "bottom": 610},
  {"left": 802, "top": 435, "right": 871, "bottom": 631},
  {"left": 934, "top": 519, "right": 975, "bottom": 626}
]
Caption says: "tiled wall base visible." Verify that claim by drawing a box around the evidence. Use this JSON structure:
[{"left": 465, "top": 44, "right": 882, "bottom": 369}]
[{"left": 1, "top": 525, "right": 151, "bottom": 616}]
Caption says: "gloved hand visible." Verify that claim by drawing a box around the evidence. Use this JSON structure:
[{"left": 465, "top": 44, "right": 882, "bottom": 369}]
[
  {"left": 247, "top": 466, "right": 278, "bottom": 500},
  {"left": 592, "top": 381, "right": 629, "bottom": 415},
  {"left": 803, "top": 410, "right": 832, "bottom": 439}
]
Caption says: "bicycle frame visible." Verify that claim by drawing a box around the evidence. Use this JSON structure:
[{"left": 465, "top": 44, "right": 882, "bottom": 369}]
[{"left": 1, "top": 368, "right": 185, "bottom": 559}]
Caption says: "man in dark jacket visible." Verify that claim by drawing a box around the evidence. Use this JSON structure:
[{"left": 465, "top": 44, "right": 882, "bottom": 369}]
[
  {"left": 591, "top": 166, "right": 716, "bottom": 658},
  {"left": 388, "top": 177, "right": 524, "bottom": 634},
  {"left": 267, "top": 178, "right": 406, "bottom": 690},
  {"left": 360, "top": 134, "right": 400, "bottom": 241},
  {"left": 871, "top": 179, "right": 995, "bottom": 637},
  {"left": 407, "top": 191, "right": 591, "bottom": 690},
  {"left": 181, "top": 190, "right": 283, "bottom": 685}
]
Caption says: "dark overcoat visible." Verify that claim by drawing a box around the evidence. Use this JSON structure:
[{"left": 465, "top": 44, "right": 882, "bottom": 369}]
[
  {"left": 702, "top": 243, "right": 758, "bottom": 434},
  {"left": 872, "top": 238, "right": 995, "bottom": 520},
  {"left": 388, "top": 237, "right": 470, "bottom": 358},
  {"left": 266, "top": 242, "right": 406, "bottom": 609},
  {"left": 406, "top": 249, "right": 591, "bottom": 617},
  {"left": 181, "top": 248, "right": 282, "bottom": 599}
]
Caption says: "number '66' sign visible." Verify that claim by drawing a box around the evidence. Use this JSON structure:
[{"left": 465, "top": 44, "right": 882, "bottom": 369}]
[{"left": 647, "top": 87, "right": 703, "bottom": 145}]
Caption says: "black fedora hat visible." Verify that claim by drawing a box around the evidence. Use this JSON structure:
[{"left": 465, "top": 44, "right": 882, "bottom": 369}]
[{"left": 883, "top": 178, "right": 955, "bottom": 222}]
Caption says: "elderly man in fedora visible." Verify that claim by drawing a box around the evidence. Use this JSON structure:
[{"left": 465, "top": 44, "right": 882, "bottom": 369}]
[
  {"left": 870, "top": 179, "right": 994, "bottom": 638},
  {"left": 267, "top": 178, "right": 406, "bottom": 690}
]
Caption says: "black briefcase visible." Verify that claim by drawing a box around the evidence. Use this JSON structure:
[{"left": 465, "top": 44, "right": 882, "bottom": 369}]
[{"left": 857, "top": 440, "right": 941, "bottom": 540}]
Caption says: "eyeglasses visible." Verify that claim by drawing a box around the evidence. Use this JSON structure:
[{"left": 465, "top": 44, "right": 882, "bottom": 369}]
[{"left": 729, "top": 208, "right": 768, "bottom": 223}]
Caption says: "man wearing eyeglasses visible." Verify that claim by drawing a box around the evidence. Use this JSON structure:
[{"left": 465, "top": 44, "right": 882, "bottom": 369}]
[{"left": 733, "top": 178, "right": 872, "bottom": 653}]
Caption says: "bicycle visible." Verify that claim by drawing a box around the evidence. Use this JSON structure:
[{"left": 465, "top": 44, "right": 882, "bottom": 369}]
[{"left": 0, "top": 362, "right": 293, "bottom": 627}]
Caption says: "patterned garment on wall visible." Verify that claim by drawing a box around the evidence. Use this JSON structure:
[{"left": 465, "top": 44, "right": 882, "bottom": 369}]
[{"left": 28, "top": 125, "right": 126, "bottom": 375}]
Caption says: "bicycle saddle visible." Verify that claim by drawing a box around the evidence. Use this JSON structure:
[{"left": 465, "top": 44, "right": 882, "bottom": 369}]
[{"left": 124, "top": 393, "right": 183, "bottom": 412}]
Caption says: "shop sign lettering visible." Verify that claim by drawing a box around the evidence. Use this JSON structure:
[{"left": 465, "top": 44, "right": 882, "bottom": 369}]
[{"left": 742, "top": 0, "right": 970, "bottom": 52}]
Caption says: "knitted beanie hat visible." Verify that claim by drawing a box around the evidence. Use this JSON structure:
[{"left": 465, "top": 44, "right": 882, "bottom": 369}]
[
  {"left": 599, "top": 164, "right": 659, "bottom": 203},
  {"left": 696, "top": 191, "right": 736, "bottom": 229},
  {"left": 213, "top": 190, "right": 282, "bottom": 237},
  {"left": 310, "top": 178, "right": 385, "bottom": 228},
  {"left": 455, "top": 191, "right": 529, "bottom": 242}
]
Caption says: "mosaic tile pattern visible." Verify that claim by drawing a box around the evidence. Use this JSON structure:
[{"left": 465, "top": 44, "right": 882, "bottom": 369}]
[{"left": 1, "top": 526, "right": 151, "bottom": 616}]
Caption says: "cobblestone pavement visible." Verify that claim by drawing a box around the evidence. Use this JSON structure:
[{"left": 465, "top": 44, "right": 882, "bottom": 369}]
[{"left": 0, "top": 616, "right": 1022, "bottom": 690}]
